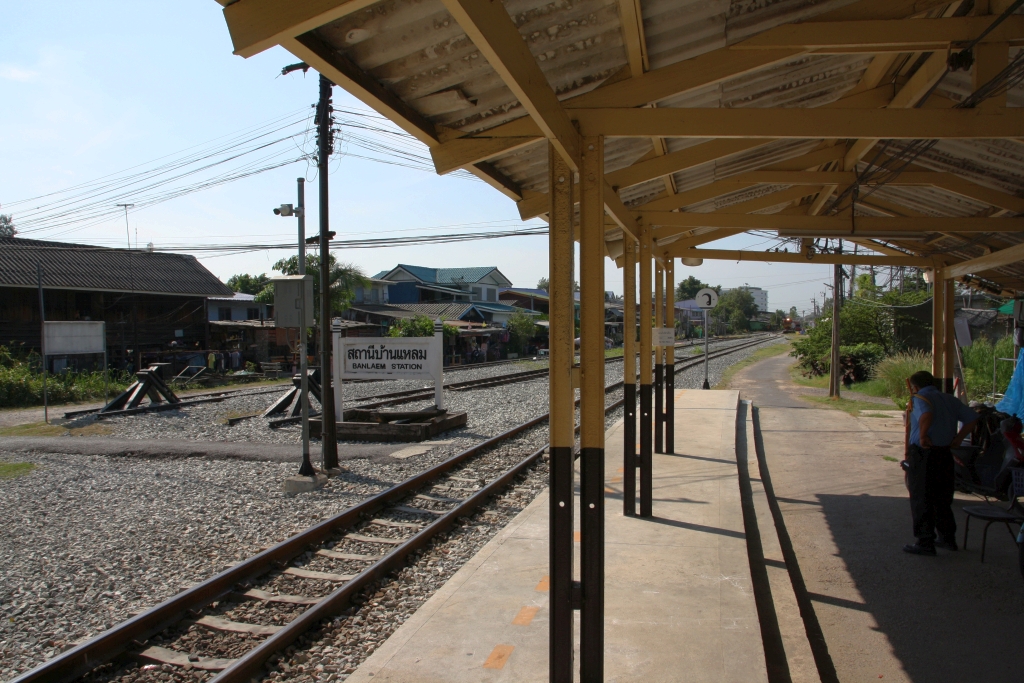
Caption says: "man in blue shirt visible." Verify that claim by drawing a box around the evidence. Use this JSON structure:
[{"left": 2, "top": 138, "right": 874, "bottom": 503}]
[{"left": 904, "top": 371, "right": 979, "bottom": 555}]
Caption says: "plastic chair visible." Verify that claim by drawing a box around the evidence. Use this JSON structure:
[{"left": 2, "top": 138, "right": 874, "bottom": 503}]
[{"left": 962, "top": 468, "right": 1024, "bottom": 563}]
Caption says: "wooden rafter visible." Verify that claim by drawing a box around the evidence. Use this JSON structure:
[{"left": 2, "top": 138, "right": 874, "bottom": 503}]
[
  {"left": 661, "top": 247, "right": 932, "bottom": 266},
  {"left": 646, "top": 213, "right": 1024, "bottom": 235},
  {"left": 571, "top": 107, "right": 1024, "bottom": 139},
  {"left": 734, "top": 16, "right": 1024, "bottom": 52},
  {"left": 944, "top": 242, "right": 1024, "bottom": 278},
  {"left": 440, "top": 0, "right": 582, "bottom": 171}
]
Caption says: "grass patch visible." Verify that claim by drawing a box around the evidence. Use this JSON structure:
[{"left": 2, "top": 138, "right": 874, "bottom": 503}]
[
  {"left": 605, "top": 347, "right": 624, "bottom": 359},
  {"left": 0, "top": 462, "right": 36, "bottom": 479},
  {"left": 715, "top": 342, "right": 792, "bottom": 389},
  {"left": 0, "top": 421, "right": 113, "bottom": 437},
  {"left": 883, "top": 455, "right": 900, "bottom": 462},
  {"left": 801, "top": 395, "right": 897, "bottom": 416},
  {"left": 862, "top": 412, "right": 897, "bottom": 419}
]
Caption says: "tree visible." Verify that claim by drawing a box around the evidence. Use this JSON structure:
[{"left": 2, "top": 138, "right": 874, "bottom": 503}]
[
  {"left": 769, "top": 309, "right": 786, "bottom": 329},
  {"left": 676, "top": 275, "right": 710, "bottom": 302},
  {"left": 788, "top": 306, "right": 799, "bottom": 319},
  {"left": 388, "top": 315, "right": 458, "bottom": 340},
  {"left": 0, "top": 214, "right": 15, "bottom": 237},
  {"left": 506, "top": 310, "right": 537, "bottom": 354},
  {"left": 711, "top": 289, "right": 757, "bottom": 329},
  {"left": 226, "top": 273, "right": 271, "bottom": 295},
  {"left": 729, "top": 309, "right": 750, "bottom": 333},
  {"left": 271, "top": 254, "right": 367, "bottom": 321}
]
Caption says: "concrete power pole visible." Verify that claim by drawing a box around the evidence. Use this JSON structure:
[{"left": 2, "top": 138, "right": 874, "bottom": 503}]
[
  {"left": 316, "top": 74, "right": 339, "bottom": 471},
  {"left": 829, "top": 256, "right": 842, "bottom": 399}
]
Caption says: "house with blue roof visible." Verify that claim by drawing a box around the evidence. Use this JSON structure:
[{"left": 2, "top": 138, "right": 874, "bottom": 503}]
[
  {"left": 372, "top": 264, "right": 513, "bottom": 305},
  {"left": 366, "top": 265, "right": 523, "bottom": 326}
]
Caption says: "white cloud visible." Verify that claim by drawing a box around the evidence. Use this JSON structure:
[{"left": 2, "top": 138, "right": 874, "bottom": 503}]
[{"left": 0, "top": 65, "right": 38, "bottom": 81}]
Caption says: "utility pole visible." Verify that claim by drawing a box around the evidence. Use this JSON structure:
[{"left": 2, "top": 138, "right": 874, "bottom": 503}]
[
  {"left": 316, "top": 74, "right": 339, "bottom": 471},
  {"left": 117, "top": 203, "right": 138, "bottom": 372},
  {"left": 829, "top": 243, "right": 842, "bottom": 399}
]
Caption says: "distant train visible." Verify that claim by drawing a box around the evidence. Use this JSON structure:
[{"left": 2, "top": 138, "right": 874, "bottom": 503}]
[{"left": 782, "top": 317, "right": 802, "bottom": 333}]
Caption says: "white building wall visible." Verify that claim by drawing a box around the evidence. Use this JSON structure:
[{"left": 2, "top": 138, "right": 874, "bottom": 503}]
[{"left": 725, "top": 286, "right": 768, "bottom": 312}]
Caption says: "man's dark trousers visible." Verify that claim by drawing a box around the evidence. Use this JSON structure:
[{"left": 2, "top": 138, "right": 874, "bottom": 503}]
[{"left": 907, "top": 444, "right": 956, "bottom": 546}]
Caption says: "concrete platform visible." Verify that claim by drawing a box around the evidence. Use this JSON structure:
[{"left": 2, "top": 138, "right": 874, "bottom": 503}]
[{"left": 347, "top": 390, "right": 771, "bottom": 682}]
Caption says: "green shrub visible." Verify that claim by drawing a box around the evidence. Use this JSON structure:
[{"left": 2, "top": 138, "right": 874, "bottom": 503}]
[
  {"left": 961, "top": 335, "right": 1017, "bottom": 401},
  {"left": 0, "top": 344, "right": 132, "bottom": 408},
  {"left": 872, "top": 350, "right": 932, "bottom": 409}
]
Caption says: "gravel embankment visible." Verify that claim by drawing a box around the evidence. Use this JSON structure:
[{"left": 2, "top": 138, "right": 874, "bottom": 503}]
[{"left": 0, "top": 336, "right": 783, "bottom": 681}]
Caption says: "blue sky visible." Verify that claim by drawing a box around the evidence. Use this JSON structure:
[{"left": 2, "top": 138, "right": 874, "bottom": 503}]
[{"left": 1, "top": 1, "right": 831, "bottom": 316}]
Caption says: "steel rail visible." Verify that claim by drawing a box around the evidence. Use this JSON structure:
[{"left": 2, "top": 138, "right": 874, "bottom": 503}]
[{"left": 7, "top": 415, "right": 548, "bottom": 683}]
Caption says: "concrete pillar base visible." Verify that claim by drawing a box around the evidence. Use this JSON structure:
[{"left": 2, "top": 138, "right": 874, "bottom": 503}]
[{"left": 283, "top": 473, "right": 328, "bottom": 493}]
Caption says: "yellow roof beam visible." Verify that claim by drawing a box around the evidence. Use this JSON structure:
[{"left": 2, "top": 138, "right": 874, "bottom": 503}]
[
  {"left": 661, "top": 247, "right": 931, "bottom": 266},
  {"left": 944, "top": 242, "right": 1024, "bottom": 279},
  {"left": 572, "top": 107, "right": 1024, "bottom": 139},
  {"left": 440, "top": 0, "right": 581, "bottom": 171},
  {"left": 734, "top": 16, "right": 1024, "bottom": 52},
  {"left": 646, "top": 213, "right": 1024, "bottom": 235}
]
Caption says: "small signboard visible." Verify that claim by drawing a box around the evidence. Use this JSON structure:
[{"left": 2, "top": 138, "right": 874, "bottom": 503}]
[
  {"left": 695, "top": 288, "right": 719, "bottom": 309},
  {"left": 653, "top": 328, "right": 675, "bottom": 347},
  {"left": 43, "top": 321, "right": 105, "bottom": 355}
]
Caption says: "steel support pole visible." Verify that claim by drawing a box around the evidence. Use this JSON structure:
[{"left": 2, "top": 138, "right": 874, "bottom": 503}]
[
  {"left": 665, "top": 259, "right": 675, "bottom": 454},
  {"left": 579, "top": 136, "right": 605, "bottom": 683},
  {"left": 931, "top": 267, "right": 944, "bottom": 387},
  {"left": 623, "top": 239, "right": 637, "bottom": 516},
  {"left": 703, "top": 309, "right": 710, "bottom": 389},
  {"left": 638, "top": 225, "right": 653, "bottom": 518},
  {"left": 654, "top": 262, "right": 664, "bottom": 454},
  {"left": 316, "top": 74, "right": 339, "bottom": 471},
  {"left": 297, "top": 178, "right": 314, "bottom": 476},
  {"left": 547, "top": 144, "right": 575, "bottom": 683},
  {"left": 944, "top": 277, "right": 955, "bottom": 394}
]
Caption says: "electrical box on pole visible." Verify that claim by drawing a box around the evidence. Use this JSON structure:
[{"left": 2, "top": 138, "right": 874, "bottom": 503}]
[{"left": 272, "top": 276, "right": 314, "bottom": 329}]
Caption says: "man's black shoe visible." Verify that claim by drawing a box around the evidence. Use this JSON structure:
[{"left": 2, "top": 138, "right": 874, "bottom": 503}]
[
  {"left": 903, "top": 543, "right": 937, "bottom": 556},
  {"left": 935, "top": 537, "right": 958, "bottom": 551}
]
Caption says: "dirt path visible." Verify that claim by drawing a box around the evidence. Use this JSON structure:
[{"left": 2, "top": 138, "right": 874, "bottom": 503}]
[{"left": 732, "top": 353, "right": 1024, "bottom": 683}]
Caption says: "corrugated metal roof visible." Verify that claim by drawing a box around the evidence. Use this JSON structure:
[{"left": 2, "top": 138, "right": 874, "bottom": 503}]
[
  {"left": 0, "top": 237, "right": 233, "bottom": 297},
  {"left": 265, "top": 0, "right": 1024, "bottom": 291}
]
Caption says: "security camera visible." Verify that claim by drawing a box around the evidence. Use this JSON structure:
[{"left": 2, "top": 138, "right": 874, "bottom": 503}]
[{"left": 274, "top": 204, "right": 294, "bottom": 217}]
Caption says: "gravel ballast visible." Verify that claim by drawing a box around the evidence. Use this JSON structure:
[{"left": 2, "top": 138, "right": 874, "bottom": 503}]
[{"left": 0, "top": 335, "right": 785, "bottom": 681}]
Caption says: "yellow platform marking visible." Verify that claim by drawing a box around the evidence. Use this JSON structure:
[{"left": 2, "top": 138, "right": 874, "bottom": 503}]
[
  {"left": 535, "top": 575, "right": 549, "bottom": 591},
  {"left": 609, "top": 476, "right": 622, "bottom": 483},
  {"left": 512, "top": 606, "right": 540, "bottom": 626},
  {"left": 483, "top": 644, "right": 515, "bottom": 670},
  {"left": 573, "top": 531, "right": 581, "bottom": 542},
  {"left": 605, "top": 486, "right": 617, "bottom": 494}
]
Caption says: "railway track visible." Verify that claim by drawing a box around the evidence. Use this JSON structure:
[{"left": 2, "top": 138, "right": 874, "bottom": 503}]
[
  {"left": 11, "top": 334, "right": 780, "bottom": 683},
  {"left": 267, "top": 334, "right": 774, "bottom": 427}
]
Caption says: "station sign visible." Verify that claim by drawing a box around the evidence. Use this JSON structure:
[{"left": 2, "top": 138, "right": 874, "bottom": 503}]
[
  {"left": 332, "top": 332, "right": 446, "bottom": 420},
  {"left": 337, "top": 338, "right": 440, "bottom": 379}
]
